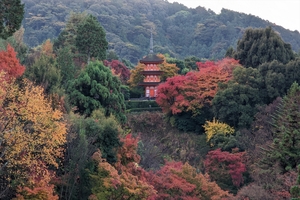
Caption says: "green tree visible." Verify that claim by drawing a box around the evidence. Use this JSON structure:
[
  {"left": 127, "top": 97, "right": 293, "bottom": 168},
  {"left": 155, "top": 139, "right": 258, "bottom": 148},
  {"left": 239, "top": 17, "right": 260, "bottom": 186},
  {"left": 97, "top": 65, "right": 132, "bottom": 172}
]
[
  {"left": 75, "top": 15, "right": 108, "bottom": 63},
  {"left": 212, "top": 67, "right": 263, "bottom": 128},
  {"left": 25, "top": 54, "right": 61, "bottom": 94},
  {"left": 56, "top": 46, "right": 76, "bottom": 86},
  {"left": 291, "top": 165, "right": 300, "bottom": 199},
  {"left": 0, "top": 0, "right": 24, "bottom": 39},
  {"left": 53, "top": 12, "right": 87, "bottom": 53},
  {"left": 67, "top": 61, "right": 126, "bottom": 123},
  {"left": 234, "top": 27, "right": 295, "bottom": 68},
  {"left": 270, "top": 82, "right": 300, "bottom": 171}
]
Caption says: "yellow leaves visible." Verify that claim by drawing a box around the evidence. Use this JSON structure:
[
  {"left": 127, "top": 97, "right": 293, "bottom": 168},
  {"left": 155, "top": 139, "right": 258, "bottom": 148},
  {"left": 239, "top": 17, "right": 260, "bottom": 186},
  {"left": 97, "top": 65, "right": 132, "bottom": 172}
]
[
  {"left": 0, "top": 79, "right": 67, "bottom": 181},
  {"left": 41, "top": 39, "right": 54, "bottom": 57},
  {"left": 127, "top": 63, "right": 145, "bottom": 87},
  {"left": 203, "top": 118, "right": 234, "bottom": 143},
  {"left": 157, "top": 54, "right": 179, "bottom": 81}
]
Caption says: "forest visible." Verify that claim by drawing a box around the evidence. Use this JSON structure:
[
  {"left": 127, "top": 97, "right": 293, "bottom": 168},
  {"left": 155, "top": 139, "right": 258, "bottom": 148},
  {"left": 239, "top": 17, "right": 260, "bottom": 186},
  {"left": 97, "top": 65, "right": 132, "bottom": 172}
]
[
  {"left": 21, "top": 0, "right": 300, "bottom": 64},
  {"left": 1, "top": 0, "right": 300, "bottom": 199}
]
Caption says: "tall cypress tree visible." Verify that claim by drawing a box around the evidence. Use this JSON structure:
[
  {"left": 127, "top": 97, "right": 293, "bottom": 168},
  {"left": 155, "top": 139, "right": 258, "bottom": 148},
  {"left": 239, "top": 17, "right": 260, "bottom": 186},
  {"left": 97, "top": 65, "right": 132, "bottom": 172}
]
[
  {"left": 75, "top": 15, "right": 108, "bottom": 63},
  {"left": 0, "top": 0, "right": 24, "bottom": 39}
]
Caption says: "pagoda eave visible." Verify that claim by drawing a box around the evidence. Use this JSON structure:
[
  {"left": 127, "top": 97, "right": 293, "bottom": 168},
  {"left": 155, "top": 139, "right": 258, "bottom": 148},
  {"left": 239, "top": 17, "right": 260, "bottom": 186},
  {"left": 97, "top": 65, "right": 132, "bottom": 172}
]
[
  {"left": 140, "top": 60, "right": 163, "bottom": 64},
  {"left": 138, "top": 82, "right": 161, "bottom": 86}
]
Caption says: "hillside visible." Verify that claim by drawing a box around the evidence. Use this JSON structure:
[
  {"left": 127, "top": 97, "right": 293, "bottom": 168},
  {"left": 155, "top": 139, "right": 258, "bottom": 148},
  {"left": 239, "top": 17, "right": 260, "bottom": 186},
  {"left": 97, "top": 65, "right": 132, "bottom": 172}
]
[{"left": 22, "top": 0, "right": 300, "bottom": 64}]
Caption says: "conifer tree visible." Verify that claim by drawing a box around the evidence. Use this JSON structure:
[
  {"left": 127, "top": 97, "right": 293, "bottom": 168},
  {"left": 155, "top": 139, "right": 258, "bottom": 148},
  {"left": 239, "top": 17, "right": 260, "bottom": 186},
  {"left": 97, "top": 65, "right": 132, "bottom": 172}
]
[
  {"left": 67, "top": 61, "right": 126, "bottom": 123},
  {"left": 270, "top": 82, "right": 300, "bottom": 171},
  {"left": 75, "top": 15, "right": 108, "bottom": 63},
  {"left": 0, "top": 0, "right": 24, "bottom": 39}
]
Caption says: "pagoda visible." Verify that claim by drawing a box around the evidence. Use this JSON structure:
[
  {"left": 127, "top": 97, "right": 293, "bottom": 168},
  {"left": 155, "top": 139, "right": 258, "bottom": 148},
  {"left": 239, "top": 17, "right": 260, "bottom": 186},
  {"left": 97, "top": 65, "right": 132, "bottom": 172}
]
[{"left": 139, "top": 32, "right": 163, "bottom": 98}]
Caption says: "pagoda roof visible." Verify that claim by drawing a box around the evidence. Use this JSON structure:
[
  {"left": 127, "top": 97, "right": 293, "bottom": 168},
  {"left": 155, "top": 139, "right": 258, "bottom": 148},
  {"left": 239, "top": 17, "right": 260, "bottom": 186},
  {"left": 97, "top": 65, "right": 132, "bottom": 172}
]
[{"left": 140, "top": 54, "right": 164, "bottom": 64}]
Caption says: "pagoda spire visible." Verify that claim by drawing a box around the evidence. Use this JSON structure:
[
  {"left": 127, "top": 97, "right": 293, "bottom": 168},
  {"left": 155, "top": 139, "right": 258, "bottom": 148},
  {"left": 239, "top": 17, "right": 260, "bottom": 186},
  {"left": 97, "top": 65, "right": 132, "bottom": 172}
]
[{"left": 149, "top": 29, "right": 153, "bottom": 54}]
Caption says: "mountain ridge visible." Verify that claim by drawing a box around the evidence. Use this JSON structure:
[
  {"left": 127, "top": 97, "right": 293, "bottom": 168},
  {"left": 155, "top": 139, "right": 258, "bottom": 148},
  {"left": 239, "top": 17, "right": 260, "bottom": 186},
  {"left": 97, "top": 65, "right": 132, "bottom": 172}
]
[{"left": 21, "top": 0, "right": 300, "bottom": 64}]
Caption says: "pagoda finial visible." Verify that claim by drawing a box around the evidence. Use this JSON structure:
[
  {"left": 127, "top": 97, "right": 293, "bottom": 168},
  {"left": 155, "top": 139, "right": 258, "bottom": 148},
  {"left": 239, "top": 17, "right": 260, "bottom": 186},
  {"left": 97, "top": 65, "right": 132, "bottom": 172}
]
[{"left": 149, "top": 28, "right": 153, "bottom": 54}]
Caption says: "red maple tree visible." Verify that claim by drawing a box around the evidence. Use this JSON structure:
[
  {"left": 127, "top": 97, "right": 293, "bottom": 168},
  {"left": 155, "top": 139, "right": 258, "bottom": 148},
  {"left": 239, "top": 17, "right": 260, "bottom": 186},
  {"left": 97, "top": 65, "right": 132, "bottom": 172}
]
[
  {"left": 146, "top": 161, "right": 232, "bottom": 199},
  {"left": 204, "top": 148, "right": 247, "bottom": 187},
  {"left": 103, "top": 60, "right": 130, "bottom": 84},
  {"left": 0, "top": 44, "right": 25, "bottom": 82},
  {"left": 156, "top": 58, "right": 240, "bottom": 115}
]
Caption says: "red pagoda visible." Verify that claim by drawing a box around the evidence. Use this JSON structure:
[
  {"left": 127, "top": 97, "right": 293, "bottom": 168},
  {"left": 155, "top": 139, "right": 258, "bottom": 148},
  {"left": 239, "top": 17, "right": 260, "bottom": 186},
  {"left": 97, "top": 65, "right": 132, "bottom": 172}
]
[{"left": 139, "top": 32, "right": 163, "bottom": 98}]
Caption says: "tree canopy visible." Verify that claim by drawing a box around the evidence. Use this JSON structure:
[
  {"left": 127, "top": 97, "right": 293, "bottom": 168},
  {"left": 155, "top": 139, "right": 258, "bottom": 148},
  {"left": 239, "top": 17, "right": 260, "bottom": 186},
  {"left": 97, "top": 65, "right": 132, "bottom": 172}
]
[
  {"left": 234, "top": 27, "right": 295, "bottom": 68},
  {"left": 75, "top": 15, "right": 108, "bottom": 63},
  {"left": 0, "top": 0, "right": 24, "bottom": 39},
  {"left": 67, "top": 61, "right": 126, "bottom": 123}
]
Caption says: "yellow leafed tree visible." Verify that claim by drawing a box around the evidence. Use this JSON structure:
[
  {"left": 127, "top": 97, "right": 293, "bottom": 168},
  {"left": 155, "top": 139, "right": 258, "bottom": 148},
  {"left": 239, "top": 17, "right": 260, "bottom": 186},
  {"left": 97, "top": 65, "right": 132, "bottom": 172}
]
[
  {"left": 0, "top": 79, "right": 66, "bottom": 188},
  {"left": 157, "top": 54, "right": 179, "bottom": 81},
  {"left": 203, "top": 118, "right": 234, "bottom": 143}
]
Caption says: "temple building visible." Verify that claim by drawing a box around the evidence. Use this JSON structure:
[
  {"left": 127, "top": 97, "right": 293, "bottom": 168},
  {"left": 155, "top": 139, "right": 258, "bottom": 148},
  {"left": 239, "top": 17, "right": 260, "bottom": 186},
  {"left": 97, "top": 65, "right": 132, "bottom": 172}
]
[{"left": 139, "top": 32, "right": 163, "bottom": 98}]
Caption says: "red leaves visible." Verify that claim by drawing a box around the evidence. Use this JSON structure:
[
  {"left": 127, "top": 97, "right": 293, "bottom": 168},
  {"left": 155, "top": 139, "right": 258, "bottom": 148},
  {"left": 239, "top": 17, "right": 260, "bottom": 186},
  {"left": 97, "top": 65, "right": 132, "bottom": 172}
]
[
  {"left": 204, "top": 148, "right": 246, "bottom": 187},
  {"left": 115, "top": 133, "right": 141, "bottom": 171},
  {"left": 147, "top": 161, "right": 196, "bottom": 199},
  {"left": 156, "top": 58, "right": 241, "bottom": 115},
  {"left": 103, "top": 60, "right": 130, "bottom": 84},
  {"left": 147, "top": 161, "right": 232, "bottom": 199},
  {"left": 0, "top": 44, "right": 25, "bottom": 82}
]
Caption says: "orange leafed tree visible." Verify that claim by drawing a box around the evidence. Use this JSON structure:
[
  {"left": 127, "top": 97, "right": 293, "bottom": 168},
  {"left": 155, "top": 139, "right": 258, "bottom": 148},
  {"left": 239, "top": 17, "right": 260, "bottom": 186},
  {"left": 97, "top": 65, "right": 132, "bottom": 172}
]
[
  {"left": 156, "top": 58, "right": 241, "bottom": 115},
  {"left": 41, "top": 39, "right": 54, "bottom": 57},
  {"left": 89, "top": 134, "right": 156, "bottom": 199},
  {"left": 14, "top": 161, "right": 59, "bottom": 200},
  {"left": 146, "top": 161, "right": 232, "bottom": 199},
  {"left": 0, "top": 44, "right": 25, "bottom": 82},
  {"left": 127, "top": 63, "right": 145, "bottom": 87},
  {"left": 0, "top": 79, "right": 66, "bottom": 193}
]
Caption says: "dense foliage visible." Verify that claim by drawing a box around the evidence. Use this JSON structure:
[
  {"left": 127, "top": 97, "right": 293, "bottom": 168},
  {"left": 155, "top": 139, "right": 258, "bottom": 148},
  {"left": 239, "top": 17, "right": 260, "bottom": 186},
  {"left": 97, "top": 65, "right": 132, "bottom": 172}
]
[
  {"left": 2, "top": 1, "right": 300, "bottom": 198},
  {"left": 21, "top": 0, "right": 300, "bottom": 64},
  {"left": 67, "top": 61, "right": 126, "bottom": 122},
  {"left": 0, "top": 0, "right": 24, "bottom": 39},
  {"left": 233, "top": 27, "right": 295, "bottom": 68},
  {"left": 75, "top": 15, "right": 108, "bottom": 63}
]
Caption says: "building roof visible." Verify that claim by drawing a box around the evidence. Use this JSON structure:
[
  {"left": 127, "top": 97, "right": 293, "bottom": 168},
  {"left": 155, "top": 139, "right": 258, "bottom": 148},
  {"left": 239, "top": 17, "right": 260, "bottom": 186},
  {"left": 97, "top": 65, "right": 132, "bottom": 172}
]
[
  {"left": 140, "top": 54, "right": 164, "bottom": 64},
  {"left": 139, "top": 30, "right": 164, "bottom": 64}
]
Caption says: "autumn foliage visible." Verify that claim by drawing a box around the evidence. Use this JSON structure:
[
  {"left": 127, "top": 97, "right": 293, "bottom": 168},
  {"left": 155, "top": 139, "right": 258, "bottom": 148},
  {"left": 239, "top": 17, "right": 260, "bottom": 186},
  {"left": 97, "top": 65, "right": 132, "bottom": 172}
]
[
  {"left": 203, "top": 118, "right": 234, "bottom": 143},
  {"left": 204, "top": 148, "right": 246, "bottom": 187},
  {"left": 147, "top": 161, "right": 232, "bottom": 200},
  {"left": 0, "top": 79, "right": 66, "bottom": 193},
  {"left": 14, "top": 161, "right": 59, "bottom": 200},
  {"left": 88, "top": 133, "right": 232, "bottom": 200},
  {"left": 156, "top": 58, "right": 240, "bottom": 115},
  {"left": 89, "top": 134, "right": 156, "bottom": 199},
  {"left": 0, "top": 44, "right": 25, "bottom": 82},
  {"left": 103, "top": 60, "right": 131, "bottom": 84}
]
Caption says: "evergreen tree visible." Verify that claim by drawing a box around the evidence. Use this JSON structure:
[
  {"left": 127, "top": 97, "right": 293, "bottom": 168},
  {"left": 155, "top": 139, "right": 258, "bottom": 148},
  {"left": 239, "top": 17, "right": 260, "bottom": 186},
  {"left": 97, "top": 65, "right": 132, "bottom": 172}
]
[
  {"left": 270, "top": 82, "right": 300, "bottom": 171},
  {"left": 67, "top": 61, "right": 126, "bottom": 123},
  {"left": 234, "top": 27, "right": 295, "bottom": 68},
  {"left": 75, "top": 15, "right": 108, "bottom": 63},
  {"left": 212, "top": 67, "right": 263, "bottom": 128},
  {"left": 56, "top": 46, "right": 76, "bottom": 86},
  {"left": 291, "top": 165, "right": 300, "bottom": 199},
  {"left": 0, "top": 0, "right": 24, "bottom": 39}
]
